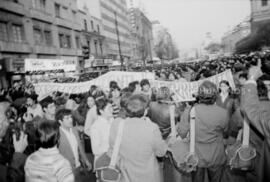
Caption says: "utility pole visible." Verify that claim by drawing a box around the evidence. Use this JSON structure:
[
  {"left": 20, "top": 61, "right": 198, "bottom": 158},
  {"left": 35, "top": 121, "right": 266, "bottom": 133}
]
[{"left": 114, "top": 11, "right": 124, "bottom": 71}]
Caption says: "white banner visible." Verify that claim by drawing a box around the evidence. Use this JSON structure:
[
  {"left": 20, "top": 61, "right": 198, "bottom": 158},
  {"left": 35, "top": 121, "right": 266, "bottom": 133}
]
[
  {"left": 25, "top": 58, "right": 76, "bottom": 72},
  {"left": 34, "top": 70, "right": 235, "bottom": 102},
  {"left": 34, "top": 71, "right": 155, "bottom": 100},
  {"left": 150, "top": 70, "right": 235, "bottom": 102}
]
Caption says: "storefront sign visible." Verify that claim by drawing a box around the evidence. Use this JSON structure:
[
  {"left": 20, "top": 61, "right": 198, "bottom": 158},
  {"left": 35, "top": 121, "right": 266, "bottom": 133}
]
[{"left": 25, "top": 58, "right": 76, "bottom": 72}]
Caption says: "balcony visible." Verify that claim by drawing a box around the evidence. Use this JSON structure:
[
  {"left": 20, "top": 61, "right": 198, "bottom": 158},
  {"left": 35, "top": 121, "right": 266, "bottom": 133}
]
[
  {"left": 29, "top": 8, "right": 54, "bottom": 23},
  {"left": 252, "top": 8, "right": 270, "bottom": 22},
  {"left": 0, "top": 1, "right": 26, "bottom": 15},
  {"left": 59, "top": 48, "right": 78, "bottom": 56},
  {"left": 55, "top": 17, "right": 74, "bottom": 29},
  {"left": 33, "top": 45, "right": 57, "bottom": 55},
  {"left": 0, "top": 41, "right": 31, "bottom": 53}
]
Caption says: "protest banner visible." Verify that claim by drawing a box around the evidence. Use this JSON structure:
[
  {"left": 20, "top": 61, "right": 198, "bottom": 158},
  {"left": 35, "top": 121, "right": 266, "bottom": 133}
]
[
  {"left": 34, "top": 71, "right": 155, "bottom": 100},
  {"left": 150, "top": 70, "right": 235, "bottom": 102},
  {"left": 34, "top": 70, "right": 234, "bottom": 102}
]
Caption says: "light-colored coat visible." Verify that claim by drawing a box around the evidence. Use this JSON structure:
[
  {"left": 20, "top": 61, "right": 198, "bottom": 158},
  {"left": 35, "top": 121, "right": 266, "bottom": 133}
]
[{"left": 109, "top": 117, "right": 168, "bottom": 182}]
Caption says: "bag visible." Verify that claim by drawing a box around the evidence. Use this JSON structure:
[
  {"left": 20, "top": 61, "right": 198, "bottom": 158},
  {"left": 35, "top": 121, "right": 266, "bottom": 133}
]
[
  {"left": 83, "top": 134, "right": 92, "bottom": 153},
  {"left": 168, "top": 105, "right": 198, "bottom": 174},
  {"left": 95, "top": 120, "right": 125, "bottom": 182},
  {"left": 225, "top": 113, "right": 256, "bottom": 171}
]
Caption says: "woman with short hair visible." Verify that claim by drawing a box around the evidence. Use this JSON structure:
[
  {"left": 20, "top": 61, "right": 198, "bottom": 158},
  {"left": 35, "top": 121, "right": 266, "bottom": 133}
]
[
  {"left": 24, "top": 121, "right": 74, "bottom": 182},
  {"left": 109, "top": 94, "right": 168, "bottom": 182},
  {"left": 178, "top": 81, "right": 228, "bottom": 182}
]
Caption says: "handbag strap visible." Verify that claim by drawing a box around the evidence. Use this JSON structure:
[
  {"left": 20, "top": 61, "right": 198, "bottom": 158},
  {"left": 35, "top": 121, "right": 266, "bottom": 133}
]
[
  {"left": 189, "top": 107, "right": 196, "bottom": 154},
  {"left": 109, "top": 119, "right": 125, "bottom": 167},
  {"left": 169, "top": 105, "right": 177, "bottom": 139},
  {"left": 169, "top": 105, "right": 196, "bottom": 154},
  {"left": 242, "top": 118, "right": 250, "bottom": 146}
]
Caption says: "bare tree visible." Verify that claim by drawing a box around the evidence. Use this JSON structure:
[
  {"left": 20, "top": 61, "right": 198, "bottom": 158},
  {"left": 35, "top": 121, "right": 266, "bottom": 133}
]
[
  {"left": 154, "top": 28, "right": 179, "bottom": 61},
  {"left": 138, "top": 36, "right": 149, "bottom": 68}
]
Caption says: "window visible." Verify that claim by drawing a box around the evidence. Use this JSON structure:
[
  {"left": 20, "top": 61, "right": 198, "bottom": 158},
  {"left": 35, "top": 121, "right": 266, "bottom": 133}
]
[
  {"left": 44, "top": 30, "right": 52, "bottom": 46},
  {"left": 262, "top": 0, "right": 268, "bottom": 6},
  {"left": 94, "top": 40, "right": 98, "bottom": 54},
  {"left": 84, "top": 19, "right": 88, "bottom": 31},
  {"left": 97, "top": 25, "right": 100, "bottom": 33},
  {"left": 87, "top": 40, "right": 91, "bottom": 53},
  {"left": 72, "top": 10, "right": 76, "bottom": 20},
  {"left": 0, "top": 22, "right": 8, "bottom": 41},
  {"left": 33, "top": 28, "right": 42, "bottom": 44},
  {"left": 59, "top": 33, "right": 72, "bottom": 48},
  {"left": 40, "top": 0, "right": 46, "bottom": 11},
  {"left": 91, "top": 20, "right": 94, "bottom": 30},
  {"left": 75, "top": 36, "right": 80, "bottom": 48},
  {"left": 55, "top": 3, "right": 60, "bottom": 17},
  {"left": 12, "top": 24, "right": 23, "bottom": 43},
  {"left": 31, "top": 0, "right": 36, "bottom": 8},
  {"left": 32, "top": 0, "right": 46, "bottom": 11},
  {"left": 66, "top": 35, "right": 71, "bottom": 48},
  {"left": 62, "top": 6, "right": 68, "bottom": 18},
  {"left": 100, "top": 42, "right": 103, "bottom": 55}
]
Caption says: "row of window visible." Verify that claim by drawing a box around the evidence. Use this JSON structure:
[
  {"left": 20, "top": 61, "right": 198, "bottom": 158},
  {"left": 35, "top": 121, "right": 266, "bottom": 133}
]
[
  {"left": 0, "top": 21, "right": 104, "bottom": 54},
  {"left": 83, "top": 20, "right": 100, "bottom": 33},
  {"left": 0, "top": 22, "right": 24, "bottom": 43}
]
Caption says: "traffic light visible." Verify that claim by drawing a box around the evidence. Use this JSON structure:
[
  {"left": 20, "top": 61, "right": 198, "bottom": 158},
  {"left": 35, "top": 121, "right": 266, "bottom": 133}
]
[{"left": 82, "top": 45, "right": 90, "bottom": 59}]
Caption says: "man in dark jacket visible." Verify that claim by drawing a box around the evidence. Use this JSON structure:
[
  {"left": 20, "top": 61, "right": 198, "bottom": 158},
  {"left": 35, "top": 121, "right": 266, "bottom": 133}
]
[
  {"left": 0, "top": 124, "right": 28, "bottom": 182},
  {"left": 241, "top": 60, "right": 270, "bottom": 182}
]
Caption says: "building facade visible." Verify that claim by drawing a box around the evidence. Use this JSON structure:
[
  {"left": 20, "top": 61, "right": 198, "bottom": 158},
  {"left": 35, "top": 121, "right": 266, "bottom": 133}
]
[
  {"left": 77, "top": 5, "right": 107, "bottom": 72},
  {"left": 221, "top": 18, "right": 250, "bottom": 54},
  {"left": 0, "top": 0, "right": 85, "bottom": 85},
  {"left": 128, "top": 7, "right": 154, "bottom": 61},
  {"left": 236, "top": 0, "right": 270, "bottom": 53},
  {"left": 99, "top": 0, "right": 132, "bottom": 61},
  {"left": 0, "top": 0, "right": 110, "bottom": 86}
]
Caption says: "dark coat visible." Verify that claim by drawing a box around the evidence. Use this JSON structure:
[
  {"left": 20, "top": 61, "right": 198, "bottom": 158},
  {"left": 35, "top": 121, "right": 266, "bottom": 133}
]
[
  {"left": 148, "top": 101, "right": 182, "bottom": 139},
  {"left": 241, "top": 83, "right": 270, "bottom": 182}
]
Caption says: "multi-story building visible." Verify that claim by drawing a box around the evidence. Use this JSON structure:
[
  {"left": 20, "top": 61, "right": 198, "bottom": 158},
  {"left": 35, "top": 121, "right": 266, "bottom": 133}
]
[
  {"left": 99, "top": 0, "right": 132, "bottom": 61},
  {"left": 77, "top": 5, "right": 107, "bottom": 72},
  {"left": 0, "top": 0, "right": 84, "bottom": 86},
  {"left": 236, "top": 0, "right": 270, "bottom": 53},
  {"left": 221, "top": 18, "right": 250, "bottom": 55},
  {"left": 128, "top": 7, "right": 154, "bottom": 61}
]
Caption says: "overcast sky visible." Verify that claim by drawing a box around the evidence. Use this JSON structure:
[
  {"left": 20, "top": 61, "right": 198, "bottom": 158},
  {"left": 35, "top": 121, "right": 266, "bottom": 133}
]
[{"left": 141, "top": 0, "right": 250, "bottom": 51}]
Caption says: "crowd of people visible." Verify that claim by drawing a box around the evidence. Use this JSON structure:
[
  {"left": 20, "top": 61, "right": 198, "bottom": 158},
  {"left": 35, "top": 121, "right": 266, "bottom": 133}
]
[{"left": 0, "top": 51, "right": 269, "bottom": 182}]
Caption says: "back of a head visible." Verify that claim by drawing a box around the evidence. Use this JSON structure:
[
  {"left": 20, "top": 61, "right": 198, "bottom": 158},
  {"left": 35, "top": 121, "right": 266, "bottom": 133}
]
[
  {"left": 257, "top": 79, "right": 269, "bottom": 100},
  {"left": 197, "top": 81, "right": 218, "bottom": 105},
  {"left": 37, "top": 121, "right": 59, "bottom": 149},
  {"left": 155, "top": 87, "right": 171, "bottom": 101},
  {"left": 40, "top": 96, "right": 54, "bottom": 110},
  {"left": 126, "top": 94, "right": 149, "bottom": 118}
]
